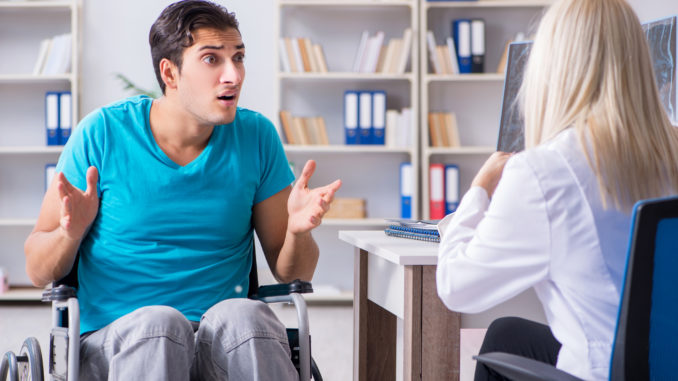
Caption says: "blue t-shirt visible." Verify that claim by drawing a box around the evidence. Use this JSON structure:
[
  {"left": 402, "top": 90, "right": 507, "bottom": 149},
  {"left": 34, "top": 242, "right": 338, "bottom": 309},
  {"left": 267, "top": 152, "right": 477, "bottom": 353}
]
[{"left": 56, "top": 95, "right": 294, "bottom": 334}]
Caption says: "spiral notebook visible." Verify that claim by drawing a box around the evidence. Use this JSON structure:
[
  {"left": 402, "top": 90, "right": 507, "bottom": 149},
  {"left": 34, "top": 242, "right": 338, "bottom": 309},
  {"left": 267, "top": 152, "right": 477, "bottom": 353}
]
[{"left": 384, "top": 219, "right": 441, "bottom": 243}]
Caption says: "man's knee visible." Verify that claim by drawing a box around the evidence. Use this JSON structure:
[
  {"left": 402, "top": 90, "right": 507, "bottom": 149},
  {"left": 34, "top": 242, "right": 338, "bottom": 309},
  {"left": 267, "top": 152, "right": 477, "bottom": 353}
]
[
  {"left": 117, "top": 305, "right": 195, "bottom": 345},
  {"left": 199, "top": 298, "right": 288, "bottom": 352}
]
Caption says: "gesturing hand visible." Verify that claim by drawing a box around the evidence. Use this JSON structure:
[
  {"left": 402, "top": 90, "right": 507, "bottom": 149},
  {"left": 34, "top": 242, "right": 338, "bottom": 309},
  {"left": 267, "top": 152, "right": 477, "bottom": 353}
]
[
  {"left": 287, "top": 160, "right": 342, "bottom": 234},
  {"left": 57, "top": 166, "right": 100, "bottom": 241}
]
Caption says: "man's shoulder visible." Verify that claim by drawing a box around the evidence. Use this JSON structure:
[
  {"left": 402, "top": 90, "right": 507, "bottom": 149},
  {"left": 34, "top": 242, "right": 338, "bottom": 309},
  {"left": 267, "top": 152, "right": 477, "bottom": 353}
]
[{"left": 100, "top": 95, "right": 152, "bottom": 114}]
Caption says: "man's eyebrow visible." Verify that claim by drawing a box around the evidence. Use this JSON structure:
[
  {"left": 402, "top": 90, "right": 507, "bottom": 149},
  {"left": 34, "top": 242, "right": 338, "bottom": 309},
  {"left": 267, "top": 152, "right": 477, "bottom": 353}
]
[
  {"left": 197, "top": 43, "right": 245, "bottom": 51},
  {"left": 198, "top": 45, "right": 224, "bottom": 51}
]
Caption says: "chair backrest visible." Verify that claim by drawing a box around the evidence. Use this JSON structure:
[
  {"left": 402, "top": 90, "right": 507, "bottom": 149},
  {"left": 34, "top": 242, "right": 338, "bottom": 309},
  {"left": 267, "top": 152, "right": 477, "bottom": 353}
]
[
  {"left": 610, "top": 196, "right": 678, "bottom": 380},
  {"left": 55, "top": 239, "right": 260, "bottom": 297}
]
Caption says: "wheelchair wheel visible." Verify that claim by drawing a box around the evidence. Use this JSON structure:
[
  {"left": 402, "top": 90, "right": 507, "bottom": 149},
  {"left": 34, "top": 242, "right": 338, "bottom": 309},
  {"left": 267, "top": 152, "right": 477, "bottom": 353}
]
[
  {"left": 17, "top": 338, "right": 43, "bottom": 381},
  {"left": 1, "top": 351, "right": 18, "bottom": 381}
]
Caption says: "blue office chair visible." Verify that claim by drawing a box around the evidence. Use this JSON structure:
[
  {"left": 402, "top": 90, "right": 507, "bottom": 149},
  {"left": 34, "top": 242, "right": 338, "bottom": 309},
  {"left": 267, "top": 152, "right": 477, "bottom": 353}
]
[
  {"left": 472, "top": 195, "right": 678, "bottom": 381},
  {"left": 1, "top": 242, "right": 323, "bottom": 381}
]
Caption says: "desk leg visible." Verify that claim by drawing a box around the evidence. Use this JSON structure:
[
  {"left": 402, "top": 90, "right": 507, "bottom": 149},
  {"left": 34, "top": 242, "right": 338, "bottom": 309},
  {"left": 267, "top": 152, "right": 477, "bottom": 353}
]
[
  {"left": 354, "top": 248, "right": 397, "bottom": 381},
  {"left": 422, "top": 266, "right": 461, "bottom": 380},
  {"left": 404, "top": 265, "right": 422, "bottom": 381}
]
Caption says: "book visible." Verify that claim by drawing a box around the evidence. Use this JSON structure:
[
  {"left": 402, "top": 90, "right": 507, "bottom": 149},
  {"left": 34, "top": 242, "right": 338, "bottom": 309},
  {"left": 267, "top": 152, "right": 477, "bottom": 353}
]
[
  {"left": 445, "top": 112, "right": 461, "bottom": 147},
  {"left": 33, "top": 38, "right": 52, "bottom": 75},
  {"left": 363, "top": 31, "right": 385, "bottom": 73},
  {"left": 396, "top": 28, "right": 413, "bottom": 74},
  {"left": 279, "top": 110, "right": 295, "bottom": 144},
  {"left": 45, "top": 92, "right": 59, "bottom": 146},
  {"left": 315, "top": 117, "right": 330, "bottom": 145},
  {"left": 42, "top": 33, "right": 72, "bottom": 75},
  {"left": 284, "top": 37, "right": 299, "bottom": 72},
  {"left": 429, "top": 163, "right": 446, "bottom": 219},
  {"left": 428, "top": 112, "right": 443, "bottom": 147},
  {"left": 384, "top": 219, "right": 440, "bottom": 242},
  {"left": 453, "top": 20, "right": 472, "bottom": 74},
  {"left": 278, "top": 38, "right": 291, "bottom": 73},
  {"left": 290, "top": 38, "right": 304, "bottom": 74},
  {"left": 352, "top": 30, "right": 370, "bottom": 72},
  {"left": 312, "top": 44, "right": 328, "bottom": 73},
  {"left": 471, "top": 19, "right": 485, "bottom": 73},
  {"left": 384, "top": 228, "right": 440, "bottom": 243},
  {"left": 358, "top": 91, "right": 373, "bottom": 144},
  {"left": 59, "top": 91, "right": 72, "bottom": 145},
  {"left": 446, "top": 37, "right": 460, "bottom": 75},
  {"left": 426, "top": 30, "right": 443, "bottom": 74},
  {"left": 45, "top": 163, "right": 57, "bottom": 191},
  {"left": 445, "top": 165, "right": 460, "bottom": 214},
  {"left": 372, "top": 91, "right": 386, "bottom": 145},
  {"left": 325, "top": 198, "right": 366, "bottom": 219},
  {"left": 344, "top": 90, "right": 359, "bottom": 144},
  {"left": 400, "top": 163, "right": 413, "bottom": 218}
]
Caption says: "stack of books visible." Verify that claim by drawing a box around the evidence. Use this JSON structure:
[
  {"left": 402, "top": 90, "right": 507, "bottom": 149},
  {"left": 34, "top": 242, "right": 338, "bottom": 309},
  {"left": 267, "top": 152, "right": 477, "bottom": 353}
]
[
  {"left": 279, "top": 37, "right": 328, "bottom": 73},
  {"left": 384, "top": 219, "right": 441, "bottom": 243},
  {"left": 428, "top": 112, "right": 460, "bottom": 147},
  {"left": 352, "top": 28, "right": 413, "bottom": 74},
  {"left": 279, "top": 110, "right": 329, "bottom": 145}
]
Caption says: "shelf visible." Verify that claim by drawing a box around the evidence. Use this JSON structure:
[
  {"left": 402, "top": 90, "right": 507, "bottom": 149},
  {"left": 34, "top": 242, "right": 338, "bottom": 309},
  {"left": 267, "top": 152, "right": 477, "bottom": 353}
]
[
  {"left": 280, "top": 0, "right": 413, "bottom": 7},
  {"left": 279, "top": 72, "right": 415, "bottom": 81},
  {"left": 0, "top": 219, "right": 36, "bottom": 227},
  {"left": 285, "top": 145, "right": 414, "bottom": 154},
  {"left": 425, "top": 73, "right": 505, "bottom": 82},
  {"left": 0, "top": 73, "right": 73, "bottom": 83},
  {"left": 0, "top": 0, "right": 73, "bottom": 9},
  {"left": 0, "top": 287, "right": 44, "bottom": 302},
  {"left": 322, "top": 218, "right": 391, "bottom": 227},
  {"left": 426, "top": 146, "right": 495, "bottom": 155},
  {"left": 0, "top": 146, "right": 64, "bottom": 154},
  {"left": 424, "top": 0, "right": 553, "bottom": 8}
]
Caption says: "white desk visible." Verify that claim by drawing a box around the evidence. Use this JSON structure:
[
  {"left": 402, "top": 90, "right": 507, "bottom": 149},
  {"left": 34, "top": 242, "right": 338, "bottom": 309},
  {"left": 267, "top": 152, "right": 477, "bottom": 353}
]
[{"left": 339, "top": 230, "right": 545, "bottom": 381}]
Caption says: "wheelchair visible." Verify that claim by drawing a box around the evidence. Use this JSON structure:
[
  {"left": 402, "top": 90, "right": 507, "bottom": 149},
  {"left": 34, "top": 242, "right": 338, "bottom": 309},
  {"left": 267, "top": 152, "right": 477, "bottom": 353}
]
[{"left": 1, "top": 246, "right": 323, "bottom": 381}]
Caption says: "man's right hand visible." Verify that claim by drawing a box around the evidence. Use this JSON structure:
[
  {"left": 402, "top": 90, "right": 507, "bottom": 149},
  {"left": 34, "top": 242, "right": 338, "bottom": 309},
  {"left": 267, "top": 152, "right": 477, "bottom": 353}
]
[{"left": 57, "top": 166, "right": 100, "bottom": 241}]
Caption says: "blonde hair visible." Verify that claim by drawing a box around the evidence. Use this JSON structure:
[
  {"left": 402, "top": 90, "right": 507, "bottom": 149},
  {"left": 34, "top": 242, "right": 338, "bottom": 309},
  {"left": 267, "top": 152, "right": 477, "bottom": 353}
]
[{"left": 520, "top": 0, "right": 678, "bottom": 211}]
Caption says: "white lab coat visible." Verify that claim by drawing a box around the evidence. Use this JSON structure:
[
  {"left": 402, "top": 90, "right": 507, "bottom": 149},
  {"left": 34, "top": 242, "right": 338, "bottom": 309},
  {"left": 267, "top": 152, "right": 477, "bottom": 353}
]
[{"left": 437, "top": 128, "right": 631, "bottom": 380}]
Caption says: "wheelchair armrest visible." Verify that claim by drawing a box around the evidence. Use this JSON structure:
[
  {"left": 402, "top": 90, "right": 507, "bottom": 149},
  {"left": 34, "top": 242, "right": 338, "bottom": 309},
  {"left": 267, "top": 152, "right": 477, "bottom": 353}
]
[
  {"left": 254, "top": 279, "right": 313, "bottom": 299},
  {"left": 41, "top": 285, "right": 77, "bottom": 302},
  {"left": 473, "top": 352, "right": 584, "bottom": 381}
]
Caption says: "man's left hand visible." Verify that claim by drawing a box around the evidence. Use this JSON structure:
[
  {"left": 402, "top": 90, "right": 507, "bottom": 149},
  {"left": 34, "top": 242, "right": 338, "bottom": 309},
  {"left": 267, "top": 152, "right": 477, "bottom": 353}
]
[{"left": 287, "top": 160, "right": 342, "bottom": 234}]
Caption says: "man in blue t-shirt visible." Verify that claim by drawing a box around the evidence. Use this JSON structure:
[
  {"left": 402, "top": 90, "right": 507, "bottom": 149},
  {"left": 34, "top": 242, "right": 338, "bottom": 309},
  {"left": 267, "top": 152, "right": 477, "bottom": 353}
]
[{"left": 24, "top": 1, "right": 341, "bottom": 379}]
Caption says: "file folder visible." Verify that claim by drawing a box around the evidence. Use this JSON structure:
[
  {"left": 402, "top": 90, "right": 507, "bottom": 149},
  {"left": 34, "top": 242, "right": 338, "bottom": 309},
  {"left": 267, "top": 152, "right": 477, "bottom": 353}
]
[
  {"left": 453, "top": 19, "right": 472, "bottom": 74},
  {"left": 358, "top": 91, "right": 373, "bottom": 144},
  {"left": 445, "top": 165, "right": 460, "bottom": 214},
  {"left": 400, "top": 162, "right": 413, "bottom": 219},
  {"left": 372, "top": 91, "right": 386, "bottom": 145},
  {"left": 471, "top": 19, "right": 485, "bottom": 73},
  {"left": 59, "top": 91, "right": 72, "bottom": 145},
  {"left": 429, "top": 163, "right": 445, "bottom": 219},
  {"left": 45, "top": 163, "right": 57, "bottom": 192},
  {"left": 344, "top": 91, "right": 359, "bottom": 145},
  {"left": 45, "top": 92, "right": 60, "bottom": 146}
]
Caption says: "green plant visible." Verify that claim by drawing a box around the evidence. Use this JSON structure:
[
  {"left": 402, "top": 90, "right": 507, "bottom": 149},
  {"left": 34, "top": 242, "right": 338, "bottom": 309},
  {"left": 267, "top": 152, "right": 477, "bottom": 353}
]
[{"left": 114, "top": 73, "right": 160, "bottom": 99}]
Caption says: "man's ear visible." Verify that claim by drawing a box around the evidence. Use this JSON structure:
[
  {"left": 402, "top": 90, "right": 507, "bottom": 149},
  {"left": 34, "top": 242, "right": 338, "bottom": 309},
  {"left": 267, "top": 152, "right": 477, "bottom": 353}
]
[{"left": 159, "top": 58, "right": 179, "bottom": 91}]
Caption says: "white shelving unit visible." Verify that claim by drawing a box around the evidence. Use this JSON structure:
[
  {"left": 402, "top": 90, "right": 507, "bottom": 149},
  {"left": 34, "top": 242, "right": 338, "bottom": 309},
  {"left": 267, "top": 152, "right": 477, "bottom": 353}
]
[
  {"left": 275, "top": 0, "right": 419, "bottom": 294},
  {"left": 0, "top": 0, "right": 80, "bottom": 290},
  {"left": 419, "top": 0, "right": 552, "bottom": 219}
]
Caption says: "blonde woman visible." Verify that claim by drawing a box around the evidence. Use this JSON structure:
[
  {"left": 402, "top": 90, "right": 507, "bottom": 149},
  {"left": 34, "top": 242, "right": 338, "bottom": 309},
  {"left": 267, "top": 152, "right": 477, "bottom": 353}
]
[{"left": 436, "top": 0, "right": 678, "bottom": 379}]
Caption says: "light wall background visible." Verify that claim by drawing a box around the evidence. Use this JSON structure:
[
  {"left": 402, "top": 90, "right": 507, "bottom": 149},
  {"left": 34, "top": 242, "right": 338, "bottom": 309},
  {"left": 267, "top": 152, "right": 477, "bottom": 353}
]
[{"left": 80, "top": 0, "right": 678, "bottom": 122}]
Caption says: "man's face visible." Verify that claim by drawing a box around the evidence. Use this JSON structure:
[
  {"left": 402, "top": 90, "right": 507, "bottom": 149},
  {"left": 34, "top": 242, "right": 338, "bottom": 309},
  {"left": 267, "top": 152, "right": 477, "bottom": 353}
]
[{"left": 174, "top": 27, "right": 245, "bottom": 126}]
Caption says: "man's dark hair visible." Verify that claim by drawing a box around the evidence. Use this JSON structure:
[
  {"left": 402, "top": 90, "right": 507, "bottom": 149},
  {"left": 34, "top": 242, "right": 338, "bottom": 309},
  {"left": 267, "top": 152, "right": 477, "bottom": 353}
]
[{"left": 149, "top": 0, "right": 239, "bottom": 94}]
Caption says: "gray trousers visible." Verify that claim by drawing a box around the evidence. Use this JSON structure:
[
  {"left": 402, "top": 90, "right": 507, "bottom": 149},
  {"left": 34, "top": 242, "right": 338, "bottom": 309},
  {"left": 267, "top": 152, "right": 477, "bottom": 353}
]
[{"left": 78, "top": 298, "right": 298, "bottom": 381}]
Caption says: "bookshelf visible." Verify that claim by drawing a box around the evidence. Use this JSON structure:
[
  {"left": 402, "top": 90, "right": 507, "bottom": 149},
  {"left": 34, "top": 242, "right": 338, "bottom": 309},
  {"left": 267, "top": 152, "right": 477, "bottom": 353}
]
[
  {"left": 0, "top": 0, "right": 80, "bottom": 288},
  {"left": 275, "top": 0, "right": 419, "bottom": 294},
  {"left": 419, "top": 0, "right": 552, "bottom": 219}
]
